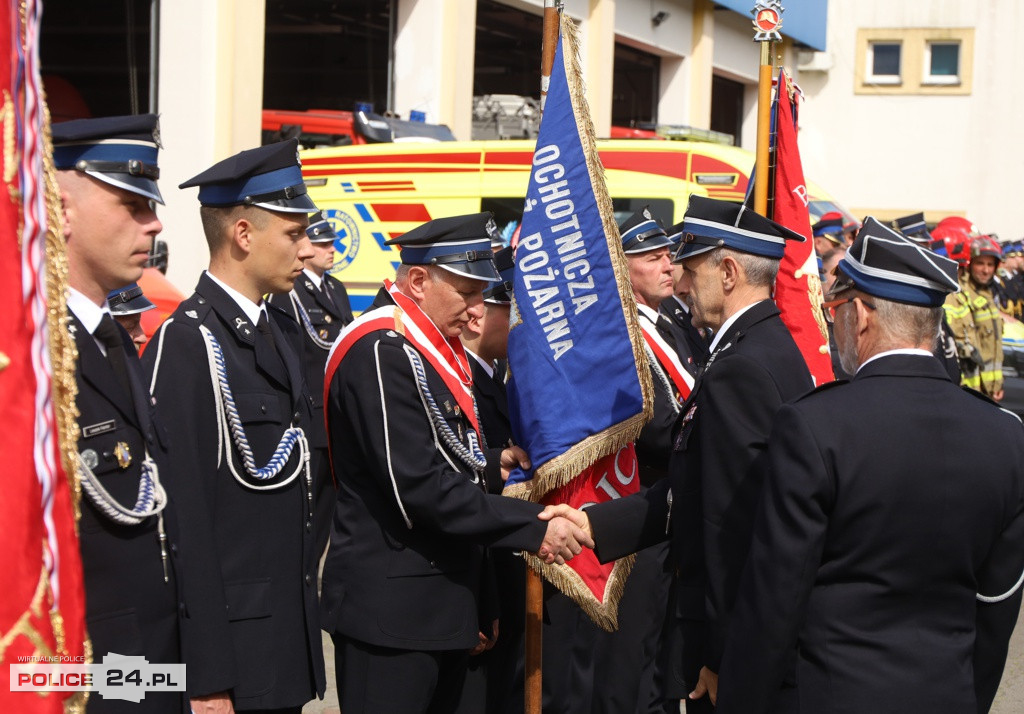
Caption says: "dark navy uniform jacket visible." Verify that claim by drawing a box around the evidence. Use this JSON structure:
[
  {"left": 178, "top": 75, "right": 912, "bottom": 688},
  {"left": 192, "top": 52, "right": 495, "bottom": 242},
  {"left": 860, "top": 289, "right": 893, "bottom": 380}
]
[
  {"left": 468, "top": 353, "right": 513, "bottom": 494},
  {"left": 267, "top": 270, "right": 353, "bottom": 450},
  {"left": 320, "top": 290, "right": 549, "bottom": 652},
  {"left": 71, "top": 311, "right": 187, "bottom": 714},
  {"left": 142, "top": 273, "right": 325, "bottom": 710},
  {"left": 588, "top": 299, "right": 814, "bottom": 686},
  {"left": 717, "top": 354, "right": 1024, "bottom": 714}
]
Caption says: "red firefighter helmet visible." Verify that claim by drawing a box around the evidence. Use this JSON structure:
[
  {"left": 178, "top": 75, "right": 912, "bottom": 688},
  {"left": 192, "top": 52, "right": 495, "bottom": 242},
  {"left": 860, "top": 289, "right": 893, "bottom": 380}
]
[
  {"left": 970, "top": 235, "right": 1002, "bottom": 263},
  {"left": 931, "top": 225, "right": 972, "bottom": 266},
  {"left": 936, "top": 215, "right": 980, "bottom": 238}
]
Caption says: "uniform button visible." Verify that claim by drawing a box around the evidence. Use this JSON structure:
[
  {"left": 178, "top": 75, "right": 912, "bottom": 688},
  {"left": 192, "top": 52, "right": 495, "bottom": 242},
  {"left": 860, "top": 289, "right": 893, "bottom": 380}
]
[
  {"left": 293, "top": 412, "right": 301, "bottom": 421},
  {"left": 429, "top": 561, "right": 437, "bottom": 569},
  {"left": 170, "top": 544, "right": 178, "bottom": 554},
  {"left": 260, "top": 404, "right": 267, "bottom": 414},
  {"left": 304, "top": 574, "right": 313, "bottom": 586},
  {"left": 305, "top": 520, "right": 312, "bottom": 531}
]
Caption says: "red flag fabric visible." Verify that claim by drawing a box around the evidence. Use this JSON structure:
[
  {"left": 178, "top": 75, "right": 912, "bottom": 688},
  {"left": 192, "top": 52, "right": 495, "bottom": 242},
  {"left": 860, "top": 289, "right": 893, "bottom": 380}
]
[
  {"left": 772, "top": 70, "right": 834, "bottom": 385},
  {"left": 0, "top": 1, "right": 87, "bottom": 711}
]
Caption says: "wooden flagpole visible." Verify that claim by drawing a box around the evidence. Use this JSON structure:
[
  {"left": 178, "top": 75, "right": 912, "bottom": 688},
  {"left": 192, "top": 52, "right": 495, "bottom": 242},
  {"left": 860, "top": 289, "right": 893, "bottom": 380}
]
[
  {"left": 525, "top": 4, "right": 561, "bottom": 712},
  {"left": 752, "top": 1, "right": 784, "bottom": 216}
]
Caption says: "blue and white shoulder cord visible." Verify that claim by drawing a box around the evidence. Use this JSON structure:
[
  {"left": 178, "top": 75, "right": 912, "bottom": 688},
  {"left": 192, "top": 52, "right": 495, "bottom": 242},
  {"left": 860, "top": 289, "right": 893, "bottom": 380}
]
[
  {"left": 288, "top": 290, "right": 334, "bottom": 351},
  {"left": 403, "top": 344, "right": 488, "bottom": 476}
]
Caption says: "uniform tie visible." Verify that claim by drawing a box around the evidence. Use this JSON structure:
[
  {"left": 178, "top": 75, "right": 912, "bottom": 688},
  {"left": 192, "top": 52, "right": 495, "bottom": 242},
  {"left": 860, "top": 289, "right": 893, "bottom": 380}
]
[
  {"left": 256, "top": 311, "right": 278, "bottom": 354},
  {"left": 94, "top": 313, "right": 132, "bottom": 397},
  {"left": 320, "top": 280, "right": 336, "bottom": 310}
]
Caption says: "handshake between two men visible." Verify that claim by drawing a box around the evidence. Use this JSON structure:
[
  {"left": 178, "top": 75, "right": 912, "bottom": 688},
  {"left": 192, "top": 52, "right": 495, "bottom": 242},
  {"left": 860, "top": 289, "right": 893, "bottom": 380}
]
[{"left": 499, "top": 445, "right": 595, "bottom": 566}]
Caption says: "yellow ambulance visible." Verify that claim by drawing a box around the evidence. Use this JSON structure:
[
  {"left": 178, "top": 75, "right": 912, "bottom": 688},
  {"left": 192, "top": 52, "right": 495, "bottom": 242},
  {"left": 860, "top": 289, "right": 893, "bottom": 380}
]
[{"left": 300, "top": 139, "right": 850, "bottom": 313}]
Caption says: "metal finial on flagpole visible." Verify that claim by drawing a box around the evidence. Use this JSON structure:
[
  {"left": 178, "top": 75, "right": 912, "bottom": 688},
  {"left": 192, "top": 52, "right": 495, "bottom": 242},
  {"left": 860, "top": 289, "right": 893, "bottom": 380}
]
[{"left": 752, "top": 0, "right": 783, "bottom": 217}]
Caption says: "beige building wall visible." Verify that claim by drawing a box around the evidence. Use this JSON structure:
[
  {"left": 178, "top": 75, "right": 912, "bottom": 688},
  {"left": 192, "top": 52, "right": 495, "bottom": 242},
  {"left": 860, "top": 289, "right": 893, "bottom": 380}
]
[
  {"left": 793, "top": 0, "right": 1024, "bottom": 239},
  {"left": 394, "top": 0, "right": 478, "bottom": 140},
  {"left": 157, "top": 0, "right": 266, "bottom": 293}
]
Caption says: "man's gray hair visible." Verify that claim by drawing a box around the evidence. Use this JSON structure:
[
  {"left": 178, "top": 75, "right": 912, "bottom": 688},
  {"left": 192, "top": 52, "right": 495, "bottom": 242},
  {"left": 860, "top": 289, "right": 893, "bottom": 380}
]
[
  {"left": 707, "top": 248, "right": 779, "bottom": 288},
  {"left": 874, "top": 297, "right": 943, "bottom": 350}
]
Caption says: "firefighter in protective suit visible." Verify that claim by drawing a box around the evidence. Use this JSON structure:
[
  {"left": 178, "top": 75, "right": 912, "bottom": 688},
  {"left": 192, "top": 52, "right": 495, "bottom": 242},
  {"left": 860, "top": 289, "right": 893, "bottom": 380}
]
[{"left": 944, "top": 236, "right": 1004, "bottom": 399}]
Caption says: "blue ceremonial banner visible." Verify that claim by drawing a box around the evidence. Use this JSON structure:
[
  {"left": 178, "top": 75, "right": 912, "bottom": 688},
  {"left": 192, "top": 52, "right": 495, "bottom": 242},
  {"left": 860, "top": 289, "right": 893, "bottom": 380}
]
[{"left": 502, "top": 13, "right": 652, "bottom": 629}]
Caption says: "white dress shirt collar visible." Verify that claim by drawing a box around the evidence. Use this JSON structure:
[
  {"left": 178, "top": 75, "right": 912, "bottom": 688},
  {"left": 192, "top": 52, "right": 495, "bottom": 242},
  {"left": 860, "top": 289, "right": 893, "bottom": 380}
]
[
  {"left": 302, "top": 268, "right": 323, "bottom": 289},
  {"left": 205, "top": 271, "right": 265, "bottom": 326},
  {"left": 67, "top": 287, "right": 110, "bottom": 334},
  {"left": 466, "top": 348, "right": 495, "bottom": 379},
  {"left": 709, "top": 300, "right": 760, "bottom": 353},
  {"left": 857, "top": 348, "right": 934, "bottom": 373}
]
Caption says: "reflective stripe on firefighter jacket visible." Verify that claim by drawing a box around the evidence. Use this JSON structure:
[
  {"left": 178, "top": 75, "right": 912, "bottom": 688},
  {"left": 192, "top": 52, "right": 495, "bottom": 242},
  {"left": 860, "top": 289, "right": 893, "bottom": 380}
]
[{"left": 944, "top": 273, "right": 1003, "bottom": 395}]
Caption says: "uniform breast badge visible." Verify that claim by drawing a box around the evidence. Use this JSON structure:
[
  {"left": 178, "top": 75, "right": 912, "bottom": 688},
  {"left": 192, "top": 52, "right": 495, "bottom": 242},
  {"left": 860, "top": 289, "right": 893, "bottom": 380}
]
[{"left": 113, "top": 441, "right": 132, "bottom": 469}]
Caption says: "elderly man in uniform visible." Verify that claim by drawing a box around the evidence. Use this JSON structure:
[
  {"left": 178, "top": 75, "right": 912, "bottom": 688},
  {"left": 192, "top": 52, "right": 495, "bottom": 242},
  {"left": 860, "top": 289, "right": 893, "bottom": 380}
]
[
  {"left": 319, "top": 212, "right": 592, "bottom": 714},
  {"left": 717, "top": 218, "right": 1024, "bottom": 714},
  {"left": 56, "top": 114, "right": 202, "bottom": 714},
  {"left": 143, "top": 140, "right": 325, "bottom": 714},
  {"left": 108, "top": 282, "right": 156, "bottom": 350},
  {"left": 543, "top": 195, "right": 813, "bottom": 712},
  {"left": 267, "top": 210, "right": 353, "bottom": 556}
]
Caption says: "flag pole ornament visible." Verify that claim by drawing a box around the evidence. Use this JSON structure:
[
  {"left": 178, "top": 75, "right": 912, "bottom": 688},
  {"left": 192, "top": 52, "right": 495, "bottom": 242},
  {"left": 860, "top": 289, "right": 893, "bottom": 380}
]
[
  {"left": 0, "top": 0, "right": 88, "bottom": 711},
  {"left": 503, "top": 13, "right": 654, "bottom": 631},
  {"left": 751, "top": 0, "right": 784, "bottom": 43}
]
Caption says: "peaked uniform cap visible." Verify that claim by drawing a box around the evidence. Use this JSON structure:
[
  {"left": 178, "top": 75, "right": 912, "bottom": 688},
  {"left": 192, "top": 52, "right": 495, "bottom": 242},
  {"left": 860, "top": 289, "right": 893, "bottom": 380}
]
[
  {"left": 674, "top": 195, "right": 805, "bottom": 262},
  {"left": 831, "top": 216, "right": 960, "bottom": 306},
  {"left": 812, "top": 216, "right": 844, "bottom": 244},
  {"left": 306, "top": 210, "right": 338, "bottom": 243},
  {"left": 894, "top": 212, "right": 933, "bottom": 245},
  {"left": 179, "top": 139, "right": 316, "bottom": 214},
  {"left": 52, "top": 113, "right": 164, "bottom": 204},
  {"left": 484, "top": 246, "right": 515, "bottom": 304},
  {"left": 619, "top": 206, "right": 673, "bottom": 254},
  {"left": 386, "top": 212, "right": 501, "bottom": 282},
  {"left": 107, "top": 282, "right": 156, "bottom": 315},
  {"left": 666, "top": 220, "right": 685, "bottom": 250}
]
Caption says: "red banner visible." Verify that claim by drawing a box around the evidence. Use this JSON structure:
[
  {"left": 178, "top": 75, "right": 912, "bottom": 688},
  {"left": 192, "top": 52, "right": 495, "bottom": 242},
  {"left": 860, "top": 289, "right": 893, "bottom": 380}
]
[
  {"left": 0, "top": 1, "right": 87, "bottom": 711},
  {"left": 536, "top": 446, "right": 639, "bottom": 605},
  {"left": 772, "top": 70, "right": 834, "bottom": 385}
]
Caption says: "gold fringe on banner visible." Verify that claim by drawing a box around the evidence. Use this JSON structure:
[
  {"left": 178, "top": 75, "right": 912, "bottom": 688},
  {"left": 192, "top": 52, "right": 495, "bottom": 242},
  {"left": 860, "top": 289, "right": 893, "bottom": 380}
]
[
  {"left": 523, "top": 551, "right": 636, "bottom": 632},
  {"left": 507, "top": 13, "right": 654, "bottom": 505}
]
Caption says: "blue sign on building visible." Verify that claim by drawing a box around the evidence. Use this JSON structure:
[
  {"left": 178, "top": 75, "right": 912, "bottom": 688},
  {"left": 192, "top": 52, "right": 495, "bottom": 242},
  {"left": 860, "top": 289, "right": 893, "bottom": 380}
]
[{"left": 716, "top": 0, "right": 828, "bottom": 52}]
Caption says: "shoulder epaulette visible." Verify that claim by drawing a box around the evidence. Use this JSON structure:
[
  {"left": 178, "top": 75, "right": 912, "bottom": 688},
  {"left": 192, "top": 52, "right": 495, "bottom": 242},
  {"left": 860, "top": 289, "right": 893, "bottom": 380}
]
[
  {"left": 792, "top": 378, "right": 849, "bottom": 402},
  {"left": 172, "top": 293, "right": 212, "bottom": 325}
]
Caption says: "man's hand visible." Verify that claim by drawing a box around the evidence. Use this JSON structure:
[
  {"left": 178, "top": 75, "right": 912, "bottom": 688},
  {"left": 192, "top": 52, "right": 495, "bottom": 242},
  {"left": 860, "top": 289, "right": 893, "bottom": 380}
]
[
  {"left": 538, "top": 503, "right": 592, "bottom": 542},
  {"left": 500, "top": 445, "right": 531, "bottom": 482},
  {"left": 993, "top": 388, "right": 1005, "bottom": 402},
  {"left": 689, "top": 666, "right": 718, "bottom": 706},
  {"left": 469, "top": 619, "right": 499, "bottom": 656},
  {"left": 536, "top": 514, "right": 594, "bottom": 565},
  {"left": 190, "top": 692, "right": 234, "bottom": 714}
]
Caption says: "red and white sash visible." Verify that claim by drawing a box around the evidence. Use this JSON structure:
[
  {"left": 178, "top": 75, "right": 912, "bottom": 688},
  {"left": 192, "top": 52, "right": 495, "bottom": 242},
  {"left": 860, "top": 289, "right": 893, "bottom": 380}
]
[
  {"left": 638, "top": 310, "right": 693, "bottom": 402},
  {"left": 324, "top": 281, "right": 480, "bottom": 438}
]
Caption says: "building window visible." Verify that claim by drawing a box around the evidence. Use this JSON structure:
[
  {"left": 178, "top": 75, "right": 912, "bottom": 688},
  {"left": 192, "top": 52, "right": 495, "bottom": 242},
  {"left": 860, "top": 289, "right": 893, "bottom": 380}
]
[
  {"left": 856, "top": 28, "right": 974, "bottom": 96},
  {"left": 867, "top": 42, "right": 902, "bottom": 84},
  {"left": 925, "top": 41, "right": 961, "bottom": 84}
]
